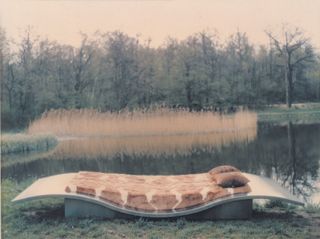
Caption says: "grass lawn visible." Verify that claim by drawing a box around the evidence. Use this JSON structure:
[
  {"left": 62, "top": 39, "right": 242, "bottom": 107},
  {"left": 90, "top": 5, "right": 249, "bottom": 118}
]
[
  {"left": 2, "top": 179, "right": 320, "bottom": 239},
  {"left": 257, "top": 102, "right": 320, "bottom": 123}
]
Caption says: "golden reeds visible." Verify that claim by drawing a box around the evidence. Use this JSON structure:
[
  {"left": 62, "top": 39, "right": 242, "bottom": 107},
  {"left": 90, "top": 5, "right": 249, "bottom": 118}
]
[
  {"left": 28, "top": 108, "right": 257, "bottom": 138},
  {"left": 27, "top": 108, "right": 257, "bottom": 157}
]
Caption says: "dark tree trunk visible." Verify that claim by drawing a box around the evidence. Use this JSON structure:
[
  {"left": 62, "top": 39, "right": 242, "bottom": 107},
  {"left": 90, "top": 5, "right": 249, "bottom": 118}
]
[
  {"left": 287, "top": 121, "right": 297, "bottom": 194},
  {"left": 285, "top": 64, "right": 293, "bottom": 108},
  {"left": 186, "top": 82, "right": 192, "bottom": 112}
]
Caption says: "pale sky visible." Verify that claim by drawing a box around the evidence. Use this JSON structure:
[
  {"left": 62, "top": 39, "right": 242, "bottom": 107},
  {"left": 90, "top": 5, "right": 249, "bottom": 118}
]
[{"left": 1, "top": 0, "right": 320, "bottom": 48}]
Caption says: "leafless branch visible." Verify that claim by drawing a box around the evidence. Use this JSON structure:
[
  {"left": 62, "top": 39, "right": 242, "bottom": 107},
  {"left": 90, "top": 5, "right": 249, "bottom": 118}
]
[{"left": 265, "top": 30, "right": 283, "bottom": 55}]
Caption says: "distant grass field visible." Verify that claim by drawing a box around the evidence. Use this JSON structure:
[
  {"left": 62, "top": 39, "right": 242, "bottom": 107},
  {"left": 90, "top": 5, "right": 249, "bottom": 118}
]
[
  {"left": 2, "top": 179, "right": 319, "bottom": 239},
  {"left": 258, "top": 102, "right": 320, "bottom": 123},
  {"left": 264, "top": 102, "right": 320, "bottom": 111},
  {"left": 1, "top": 134, "right": 58, "bottom": 154}
]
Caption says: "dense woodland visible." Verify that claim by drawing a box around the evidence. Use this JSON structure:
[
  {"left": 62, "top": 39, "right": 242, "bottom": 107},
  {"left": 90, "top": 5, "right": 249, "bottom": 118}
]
[{"left": 1, "top": 27, "right": 320, "bottom": 129}]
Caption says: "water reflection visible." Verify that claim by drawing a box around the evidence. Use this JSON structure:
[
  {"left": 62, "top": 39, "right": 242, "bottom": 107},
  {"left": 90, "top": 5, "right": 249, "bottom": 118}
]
[
  {"left": 53, "top": 128, "right": 257, "bottom": 158},
  {"left": 1, "top": 122, "right": 320, "bottom": 203},
  {"left": 268, "top": 122, "right": 319, "bottom": 201}
]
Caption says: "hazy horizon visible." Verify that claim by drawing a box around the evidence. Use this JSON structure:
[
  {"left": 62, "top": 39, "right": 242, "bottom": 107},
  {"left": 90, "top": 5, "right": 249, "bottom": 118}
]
[{"left": 1, "top": 0, "right": 320, "bottom": 48}]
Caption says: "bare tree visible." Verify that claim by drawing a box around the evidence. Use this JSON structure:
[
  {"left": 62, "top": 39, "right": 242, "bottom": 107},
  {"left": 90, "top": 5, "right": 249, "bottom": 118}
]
[
  {"left": 0, "top": 28, "right": 8, "bottom": 104},
  {"left": 72, "top": 34, "right": 94, "bottom": 108},
  {"left": 266, "top": 25, "right": 314, "bottom": 108}
]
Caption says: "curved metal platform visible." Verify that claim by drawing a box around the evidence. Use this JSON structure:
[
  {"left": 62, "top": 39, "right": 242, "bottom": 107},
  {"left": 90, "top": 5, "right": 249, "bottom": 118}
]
[{"left": 12, "top": 172, "right": 304, "bottom": 219}]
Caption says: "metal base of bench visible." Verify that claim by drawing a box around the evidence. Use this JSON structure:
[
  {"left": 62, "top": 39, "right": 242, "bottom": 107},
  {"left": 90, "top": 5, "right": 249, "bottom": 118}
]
[{"left": 64, "top": 198, "right": 253, "bottom": 220}]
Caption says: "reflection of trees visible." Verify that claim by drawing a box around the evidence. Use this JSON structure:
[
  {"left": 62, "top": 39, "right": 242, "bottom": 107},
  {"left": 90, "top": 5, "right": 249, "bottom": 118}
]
[
  {"left": 253, "top": 122, "right": 319, "bottom": 201},
  {"left": 286, "top": 122, "right": 297, "bottom": 193},
  {"left": 277, "top": 122, "right": 319, "bottom": 200}
]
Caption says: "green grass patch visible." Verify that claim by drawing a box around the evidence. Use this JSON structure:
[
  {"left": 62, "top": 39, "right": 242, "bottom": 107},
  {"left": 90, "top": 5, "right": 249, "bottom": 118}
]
[
  {"left": 304, "top": 203, "right": 320, "bottom": 214},
  {"left": 2, "top": 179, "right": 319, "bottom": 239},
  {"left": 1, "top": 134, "right": 58, "bottom": 154},
  {"left": 257, "top": 103, "right": 320, "bottom": 124}
]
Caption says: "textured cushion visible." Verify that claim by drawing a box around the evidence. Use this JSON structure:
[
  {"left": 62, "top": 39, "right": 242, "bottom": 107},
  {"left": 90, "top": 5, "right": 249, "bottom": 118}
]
[
  {"left": 212, "top": 172, "right": 249, "bottom": 188},
  {"left": 209, "top": 165, "right": 240, "bottom": 176},
  {"left": 65, "top": 170, "right": 250, "bottom": 212}
]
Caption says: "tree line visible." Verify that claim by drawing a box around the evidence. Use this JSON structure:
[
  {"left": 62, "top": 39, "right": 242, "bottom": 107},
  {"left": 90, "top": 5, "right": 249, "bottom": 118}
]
[{"left": 1, "top": 26, "right": 319, "bottom": 129}]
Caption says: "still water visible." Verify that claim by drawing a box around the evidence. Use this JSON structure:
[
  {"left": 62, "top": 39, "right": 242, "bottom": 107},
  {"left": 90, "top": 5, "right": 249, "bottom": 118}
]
[{"left": 2, "top": 122, "right": 320, "bottom": 203}]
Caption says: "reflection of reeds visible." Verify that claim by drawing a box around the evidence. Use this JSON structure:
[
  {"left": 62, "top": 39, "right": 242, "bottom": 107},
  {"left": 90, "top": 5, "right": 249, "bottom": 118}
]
[
  {"left": 28, "top": 108, "right": 257, "bottom": 137},
  {"left": 53, "top": 128, "right": 257, "bottom": 158}
]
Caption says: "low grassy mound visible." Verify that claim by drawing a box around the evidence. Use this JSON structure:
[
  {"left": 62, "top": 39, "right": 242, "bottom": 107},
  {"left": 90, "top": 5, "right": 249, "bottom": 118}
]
[{"left": 1, "top": 134, "right": 58, "bottom": 154}]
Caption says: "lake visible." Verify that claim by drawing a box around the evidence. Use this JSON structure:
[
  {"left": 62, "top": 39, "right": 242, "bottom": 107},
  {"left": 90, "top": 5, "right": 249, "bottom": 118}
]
[{"left": 2, "top": 121, "right": 320, "bottom": 204}]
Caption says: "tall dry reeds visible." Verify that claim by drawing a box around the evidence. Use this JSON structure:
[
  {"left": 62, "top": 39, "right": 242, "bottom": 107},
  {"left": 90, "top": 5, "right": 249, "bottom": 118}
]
[{"left": 28, "top": 108, "right": 257, "bottom": 138}]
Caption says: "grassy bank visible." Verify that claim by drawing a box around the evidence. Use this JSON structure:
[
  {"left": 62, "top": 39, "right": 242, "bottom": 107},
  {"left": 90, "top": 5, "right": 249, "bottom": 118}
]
[
  {"left": 258, "top": 103, "right": 320, "bottom": 123},
  {"left": 1, "top": 134, "right": 58, "bottom": 154},
  {"left": 2, "top": 179, "right": 319, "bottom": 239},
  {"left": 1, "top": 150, "right": 56, "bottom": 168}
]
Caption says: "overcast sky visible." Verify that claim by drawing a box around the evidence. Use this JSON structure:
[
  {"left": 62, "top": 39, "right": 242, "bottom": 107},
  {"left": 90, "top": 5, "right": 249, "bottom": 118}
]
[{"left": 1, "top": 0, "right": 320, "bottom": 48}]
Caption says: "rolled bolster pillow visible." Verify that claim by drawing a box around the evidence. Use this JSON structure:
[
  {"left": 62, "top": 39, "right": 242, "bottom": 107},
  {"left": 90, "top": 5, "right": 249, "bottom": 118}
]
[
  {"left": 209, "top": 165, "right": 240, "bottom": 176},
  {"left": 212, "top": 172, "right": 249, "bottom": 188}
]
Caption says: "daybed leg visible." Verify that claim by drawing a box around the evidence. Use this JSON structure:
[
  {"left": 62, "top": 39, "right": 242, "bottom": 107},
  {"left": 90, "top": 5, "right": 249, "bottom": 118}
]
[
  {"left": 188, "top": 199, "right": 253, "bottom": 220},
  {"left": 64, "top": 198, "right": 134, "bottom": 219},
  {"left": 64, "top": 198, "right": 252, "bottom": 220},
  {"left": 64, "top": 198, "right": 114, "bottom": 218}
]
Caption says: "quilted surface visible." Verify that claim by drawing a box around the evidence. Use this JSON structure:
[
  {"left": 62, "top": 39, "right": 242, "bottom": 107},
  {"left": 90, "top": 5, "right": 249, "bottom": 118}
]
[{"left": 65, "top": 167, "right": 251, "bottom": 212}]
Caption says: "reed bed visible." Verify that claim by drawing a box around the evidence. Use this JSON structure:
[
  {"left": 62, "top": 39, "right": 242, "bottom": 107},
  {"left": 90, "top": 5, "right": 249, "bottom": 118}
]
[
  {"left": 28, "top": 108, "right": 257, "bottom": 138},
  {"left": 1, "top": 134, "right": 58, "bottom": 154},
  {"left": 53, "top": 129, "right": 256, "bottom": 158}
]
